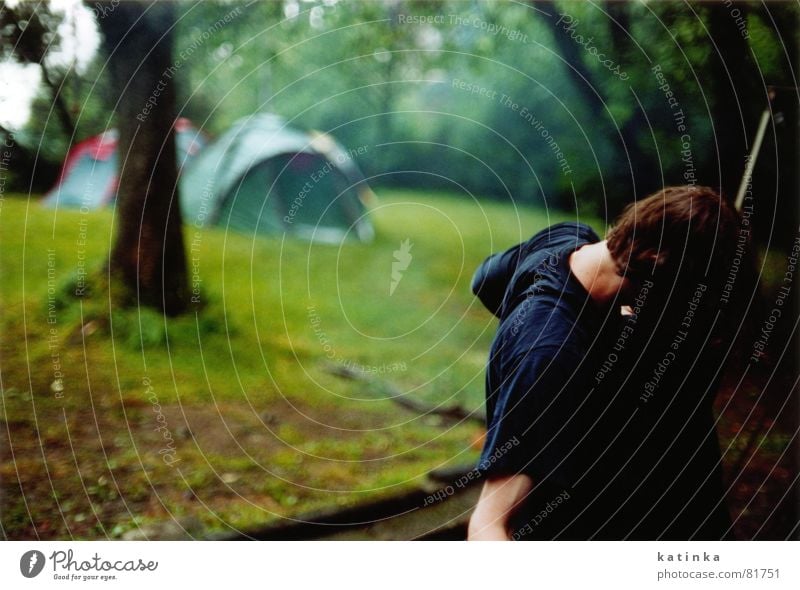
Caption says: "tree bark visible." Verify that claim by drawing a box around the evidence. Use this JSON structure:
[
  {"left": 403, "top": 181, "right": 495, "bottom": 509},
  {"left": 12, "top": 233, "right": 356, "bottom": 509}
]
[{"left": 97, "top": 0, "right": 188, "bottom": 315}]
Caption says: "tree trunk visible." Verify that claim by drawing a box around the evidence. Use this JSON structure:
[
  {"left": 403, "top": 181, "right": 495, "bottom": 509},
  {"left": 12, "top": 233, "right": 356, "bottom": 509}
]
[{"left": 97, "top": 0, "right": 188, "bottom": 315}]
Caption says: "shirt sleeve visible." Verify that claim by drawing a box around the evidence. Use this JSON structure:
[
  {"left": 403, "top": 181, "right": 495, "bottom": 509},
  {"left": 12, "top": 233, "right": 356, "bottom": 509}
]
[
  {"left": 470, "top": 222, "right": 598, "bottom": 318},
  {"left": 477, "top": 345, "right": 586, "bottom": 486},
  {"left": 470, "top": 243, "right": 523, "bottom": 318}
]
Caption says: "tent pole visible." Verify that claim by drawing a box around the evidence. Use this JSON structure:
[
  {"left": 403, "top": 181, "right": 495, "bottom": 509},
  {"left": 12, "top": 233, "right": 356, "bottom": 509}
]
[{"left": 734, "top": 89, "right": 775, "bottom": 211}]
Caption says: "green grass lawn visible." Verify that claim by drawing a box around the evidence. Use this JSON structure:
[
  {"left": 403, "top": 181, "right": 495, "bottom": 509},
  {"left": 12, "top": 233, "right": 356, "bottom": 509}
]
[{"left": 1, "top": 189, "right": 584, "bottom": 539}]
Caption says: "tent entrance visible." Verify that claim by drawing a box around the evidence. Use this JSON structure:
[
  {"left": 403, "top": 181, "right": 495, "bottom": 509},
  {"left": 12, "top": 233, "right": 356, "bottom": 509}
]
[{"left": 217, "top": 152, "right": 366, "bottom": 241}]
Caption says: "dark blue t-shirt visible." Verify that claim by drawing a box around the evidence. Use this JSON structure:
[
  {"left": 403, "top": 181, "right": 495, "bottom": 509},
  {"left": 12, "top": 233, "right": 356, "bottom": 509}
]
[
  {"left": 471, "top": 222, "right": 732, "bottom": 540},
  {"left": 472, "top": 222, "right": 610, "bottom": 485}
]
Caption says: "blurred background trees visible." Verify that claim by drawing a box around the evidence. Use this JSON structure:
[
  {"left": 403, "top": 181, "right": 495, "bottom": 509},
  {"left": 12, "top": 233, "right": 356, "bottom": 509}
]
[{"left": 2, "top": 0, "right": 797, "bottom": 243}]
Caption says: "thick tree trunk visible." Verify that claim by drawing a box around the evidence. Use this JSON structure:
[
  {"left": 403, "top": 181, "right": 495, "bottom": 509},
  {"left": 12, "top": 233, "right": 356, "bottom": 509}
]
[{"left": 97, "top": 0, "right": 188, "bottom": 315}]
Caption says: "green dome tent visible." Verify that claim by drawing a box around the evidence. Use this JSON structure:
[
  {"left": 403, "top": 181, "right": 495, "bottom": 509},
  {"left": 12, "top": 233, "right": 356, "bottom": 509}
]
[{"left": 180, "top": 114, "right": 374, "bottom": 243}]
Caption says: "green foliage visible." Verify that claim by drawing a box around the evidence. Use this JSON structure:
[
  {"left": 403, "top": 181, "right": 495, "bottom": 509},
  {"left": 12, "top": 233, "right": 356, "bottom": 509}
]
[{"left": 11, "top": 1, "right": 800, "bottom": 231}]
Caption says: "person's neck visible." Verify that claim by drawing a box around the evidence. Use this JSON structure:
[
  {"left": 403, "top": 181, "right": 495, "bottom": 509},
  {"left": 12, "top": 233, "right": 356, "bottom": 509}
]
[{"left": 568, "top": 240, "right": 628, "bottom": 307}]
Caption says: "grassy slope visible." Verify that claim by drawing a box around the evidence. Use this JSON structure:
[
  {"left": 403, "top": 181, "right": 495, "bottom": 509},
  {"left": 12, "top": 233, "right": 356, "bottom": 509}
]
[{"left": 1, "top": 189, "right": 581, "bottom": 539}]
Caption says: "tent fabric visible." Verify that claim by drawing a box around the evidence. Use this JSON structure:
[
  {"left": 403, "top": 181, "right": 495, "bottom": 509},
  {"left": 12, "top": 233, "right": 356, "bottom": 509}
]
[
  {"left": 179, "top": 114, "right": 374, "bottom": 243},
  {"left": 43, "top": 130, "right": 119, "bottom": 208},
  {"left": 42, "top": 119, "right": 206, "bottom": 209}
]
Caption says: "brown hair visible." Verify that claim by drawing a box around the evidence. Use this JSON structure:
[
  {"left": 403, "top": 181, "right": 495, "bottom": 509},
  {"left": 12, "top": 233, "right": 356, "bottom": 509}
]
[
  {"left": 607, "top": 185, "right": 764, "bottom": 362},
  {"left": 607, "top": 185, "right": 743, "bottom": 283}
]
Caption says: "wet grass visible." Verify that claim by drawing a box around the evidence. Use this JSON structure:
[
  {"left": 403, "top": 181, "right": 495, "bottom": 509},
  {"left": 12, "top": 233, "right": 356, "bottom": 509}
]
[
  {"left": 2, "top": 189, "right": 793, "bottom": 539},
  {"left": 0, "top": 189, "right": 572, "bottom": 539}
]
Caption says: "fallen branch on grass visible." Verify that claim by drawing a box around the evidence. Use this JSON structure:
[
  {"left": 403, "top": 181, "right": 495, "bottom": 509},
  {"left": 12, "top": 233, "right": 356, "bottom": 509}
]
[{"left": 324, "top": 362, "right": 485, "bottom": 426}]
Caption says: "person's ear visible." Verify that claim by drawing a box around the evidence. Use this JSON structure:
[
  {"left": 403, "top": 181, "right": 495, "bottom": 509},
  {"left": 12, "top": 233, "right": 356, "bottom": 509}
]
[{"left": 649, "top": 252, "right": 666, "bottom": 266}]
